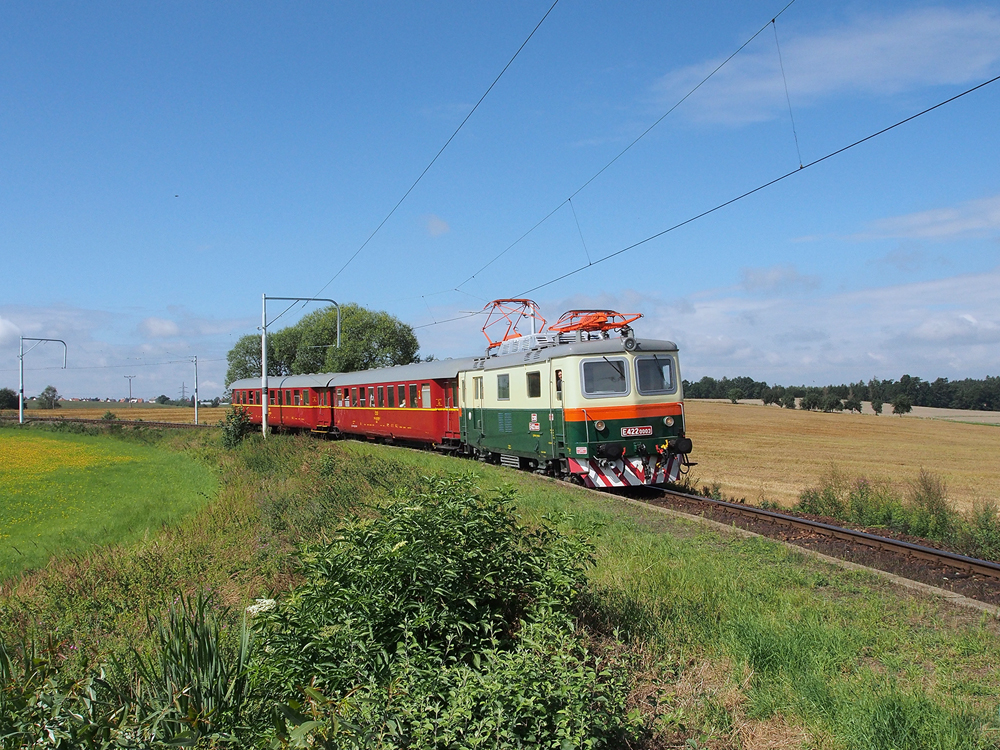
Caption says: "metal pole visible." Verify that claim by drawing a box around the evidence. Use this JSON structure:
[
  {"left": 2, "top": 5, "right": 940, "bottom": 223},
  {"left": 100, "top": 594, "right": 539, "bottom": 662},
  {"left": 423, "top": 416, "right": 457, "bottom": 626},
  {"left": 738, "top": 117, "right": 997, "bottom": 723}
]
[
  {"left": 18, "top": 337, "right": 67, "bottom": 425},
  {"left": 18, "top": 337, "right": 24, "bottom": 424},
  {"left": 261, "top": 294, "right": 268, "bottom": 438},
  {"left": 193, "top": 356, "right": 199, "bottom": 425},
  {"left": 260, "top": 296, "right": 340, "bottom": 440},
  {"left": 125, "top": 375, "right": 136, "bottom": 406}
]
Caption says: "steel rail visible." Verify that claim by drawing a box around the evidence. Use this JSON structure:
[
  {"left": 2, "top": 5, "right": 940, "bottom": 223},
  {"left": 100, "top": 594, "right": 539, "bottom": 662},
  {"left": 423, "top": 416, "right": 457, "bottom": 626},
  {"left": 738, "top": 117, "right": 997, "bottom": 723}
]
[{"left": 653, "top": 487, "right": 1000, "bottom": 580}]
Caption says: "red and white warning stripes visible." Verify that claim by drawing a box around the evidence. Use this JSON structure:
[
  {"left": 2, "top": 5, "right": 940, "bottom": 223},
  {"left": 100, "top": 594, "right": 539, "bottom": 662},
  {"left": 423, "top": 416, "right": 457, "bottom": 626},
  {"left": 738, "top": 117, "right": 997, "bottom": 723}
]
[{"left": 567, "top": 455, "right": 681, "bottom": 489}]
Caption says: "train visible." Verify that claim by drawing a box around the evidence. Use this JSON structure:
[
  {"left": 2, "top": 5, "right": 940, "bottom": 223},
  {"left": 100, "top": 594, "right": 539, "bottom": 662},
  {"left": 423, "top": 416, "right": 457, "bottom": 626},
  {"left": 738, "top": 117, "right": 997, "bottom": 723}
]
[{"left": 228, "top": 301, "right": 693, "bottom": 489}]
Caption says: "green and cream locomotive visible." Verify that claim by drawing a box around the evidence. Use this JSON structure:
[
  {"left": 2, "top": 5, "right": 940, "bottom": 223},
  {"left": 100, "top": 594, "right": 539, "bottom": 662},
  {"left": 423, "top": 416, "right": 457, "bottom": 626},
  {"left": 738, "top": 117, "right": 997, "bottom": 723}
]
[{"left": 458, "top": 304, "right": 692, "bottom": 488}]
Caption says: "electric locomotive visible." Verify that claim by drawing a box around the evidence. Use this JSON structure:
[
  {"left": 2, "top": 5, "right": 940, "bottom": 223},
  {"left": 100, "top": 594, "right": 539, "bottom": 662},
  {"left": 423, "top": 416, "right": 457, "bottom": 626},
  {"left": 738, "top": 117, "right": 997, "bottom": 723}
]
[{"left": 228, "top": 300, "right": 693, "bottom": 489}]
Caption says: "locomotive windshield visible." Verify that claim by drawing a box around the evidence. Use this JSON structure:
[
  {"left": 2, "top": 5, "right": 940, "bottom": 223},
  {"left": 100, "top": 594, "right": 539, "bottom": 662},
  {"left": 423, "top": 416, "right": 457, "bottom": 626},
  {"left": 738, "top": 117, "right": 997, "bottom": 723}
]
[
  {"left": 582, "top": 358, "right": 630, "bottom": 396},
  {"left": 636, "top": 355, "right": 676, "bottom": 395}
]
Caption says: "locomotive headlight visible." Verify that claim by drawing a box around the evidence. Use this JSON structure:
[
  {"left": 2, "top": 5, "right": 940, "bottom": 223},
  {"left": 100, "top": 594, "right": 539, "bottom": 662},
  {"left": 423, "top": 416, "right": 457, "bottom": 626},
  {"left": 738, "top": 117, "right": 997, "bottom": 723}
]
[
  {"left": 594, "top": 420, "right": 606, "bottom": 431},
  {"left": 664, "top": 416, "right": 674, "bottom": 427}
]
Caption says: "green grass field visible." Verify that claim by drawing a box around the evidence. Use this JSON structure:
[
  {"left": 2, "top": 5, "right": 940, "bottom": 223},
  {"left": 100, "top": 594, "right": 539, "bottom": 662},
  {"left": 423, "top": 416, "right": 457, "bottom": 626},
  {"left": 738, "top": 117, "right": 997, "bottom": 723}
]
[
  {"left": 0, "top": 426, "right": 216, "bottom": 578},
  {"left": 2, "top": 431, "right": 998, "bottom": 747}
]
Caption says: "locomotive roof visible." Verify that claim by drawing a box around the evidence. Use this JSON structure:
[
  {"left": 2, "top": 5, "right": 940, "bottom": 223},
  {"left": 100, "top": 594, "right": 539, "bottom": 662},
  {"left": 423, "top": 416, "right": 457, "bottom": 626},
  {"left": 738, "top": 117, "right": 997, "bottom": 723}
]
[{"left": 228, "top": 337, "right": 678, "bottom": 390}]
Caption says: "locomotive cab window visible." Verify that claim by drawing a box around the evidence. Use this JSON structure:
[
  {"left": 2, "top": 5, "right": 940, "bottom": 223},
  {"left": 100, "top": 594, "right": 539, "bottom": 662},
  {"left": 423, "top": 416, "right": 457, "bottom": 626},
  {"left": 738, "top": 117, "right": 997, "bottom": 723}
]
[
  {"left": 526, "top": 371, "right": 541, "bottom": 398},
  {"left": 555, "top": 369, "right": 563, "bottom": 400},
  {"left": 581, "top": 358, "right": 630, "bottom": 398},
  {"left": 636, "top": 355, "right": 676, "bottom": 395},
  {"left": 497, "top": 373, "right": 510, "bottom": 400}
]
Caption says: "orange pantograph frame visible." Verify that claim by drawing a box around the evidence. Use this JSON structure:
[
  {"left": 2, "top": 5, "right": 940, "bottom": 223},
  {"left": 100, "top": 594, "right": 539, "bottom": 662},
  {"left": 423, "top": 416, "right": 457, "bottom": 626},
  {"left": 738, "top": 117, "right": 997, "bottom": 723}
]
[
  {"left": 547, "top": 309, "right": 641, "bottom": 333},
  {"left": 481, "top": 299, "right": 547, "bottom": 350}
]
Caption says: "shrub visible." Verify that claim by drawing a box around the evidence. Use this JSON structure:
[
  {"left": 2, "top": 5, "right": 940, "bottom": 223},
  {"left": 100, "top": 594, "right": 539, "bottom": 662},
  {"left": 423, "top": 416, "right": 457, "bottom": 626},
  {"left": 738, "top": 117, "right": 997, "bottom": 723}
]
[
  {"left": 906, "top": 470, "right": 952, "bottom": 539},
  {"left": 221, "top": 405, "right": 253, "bottom": 449},
  {"left": 781, "top": 392, "right": 797, "bottom": 409},
  {"left": 251, "top": 474, "right": 640, "bottom": 748},
  {"left": 871, "top": 397, "right": 884, "bottom": 415}
]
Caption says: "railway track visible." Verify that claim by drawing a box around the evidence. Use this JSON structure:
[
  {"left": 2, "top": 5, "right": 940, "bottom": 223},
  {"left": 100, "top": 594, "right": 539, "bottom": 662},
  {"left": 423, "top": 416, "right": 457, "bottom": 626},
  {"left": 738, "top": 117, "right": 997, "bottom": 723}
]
[{"left": 642, "top": 487, "right": 1000, "bottom": 580}]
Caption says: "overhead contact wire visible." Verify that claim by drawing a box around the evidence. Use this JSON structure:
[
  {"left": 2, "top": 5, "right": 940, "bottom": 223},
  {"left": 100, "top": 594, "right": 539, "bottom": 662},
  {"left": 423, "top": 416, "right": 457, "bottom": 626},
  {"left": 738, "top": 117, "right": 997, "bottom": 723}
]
[
  {"left": 516, "top": 73, "right": 1000, "bottom": 296},
  {"left": 311, "top": 0, "right": 563, "bottom": 301},
  {"left": 453, "top": 0, "right": 801, "bottom": 288}
]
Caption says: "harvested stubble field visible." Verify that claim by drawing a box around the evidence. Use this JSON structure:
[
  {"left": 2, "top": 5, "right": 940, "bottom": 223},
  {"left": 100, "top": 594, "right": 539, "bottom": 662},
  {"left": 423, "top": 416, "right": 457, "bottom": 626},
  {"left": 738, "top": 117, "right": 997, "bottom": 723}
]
[
  {"left": 685, "top": 400, "right": 1000, "bottom": 511},
  {"left": 1, "top": 404, "right": 229, "bottom": 424}
]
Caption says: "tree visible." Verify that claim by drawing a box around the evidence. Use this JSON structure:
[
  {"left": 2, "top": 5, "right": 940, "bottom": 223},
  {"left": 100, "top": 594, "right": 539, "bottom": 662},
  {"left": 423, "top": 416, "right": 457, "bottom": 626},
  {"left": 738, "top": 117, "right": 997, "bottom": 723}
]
[
  {"left": 820, "top": 394, "right": 844, "bottom": 412},
  {"left": 844, "top": 394, "right": 863, "bottom": 413},
  {"left": 761, "top": 387, "right": 776, "bottom": 406},
  {"left": 155, "top": 394, "right": 171, "bottom": 405},
  {"left": 0, "top": 387, "right": 17, "bottom": 410},
  {"left": 37, "top": 385, "right": 61, "bottom": 409},
  {"left": 781, "top": 392, "right": 797, "bottom": 409},
  {"left": 892, "top": 394, "right": 913, "bottom": 416},
  {"left": 226, "top": 303, "right": 420, "bottom": 386},
  {"left": 727, "top": 388, "right": 743, "bottom": 404},
  {"left": 801, "top": 392, "right": 821, "bottom": 411},
  {"left": 871, "top": 397, "right": 883, "bottom": 415}
]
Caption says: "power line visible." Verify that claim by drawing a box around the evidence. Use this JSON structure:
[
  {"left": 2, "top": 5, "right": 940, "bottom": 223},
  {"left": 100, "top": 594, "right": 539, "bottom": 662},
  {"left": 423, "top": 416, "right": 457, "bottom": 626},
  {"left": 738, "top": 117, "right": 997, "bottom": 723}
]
[
  {"left": 0, "top": 358, "right": 226, "bottom": 374},
  {"left": 309, "top": 0, "right": 563, "bottom": 304},
  {"left": 450, "top": 0, "right": 801, "bottom": 289},
  {"left": 512, "top": 73, "right": 1000, "bottom": 297}
]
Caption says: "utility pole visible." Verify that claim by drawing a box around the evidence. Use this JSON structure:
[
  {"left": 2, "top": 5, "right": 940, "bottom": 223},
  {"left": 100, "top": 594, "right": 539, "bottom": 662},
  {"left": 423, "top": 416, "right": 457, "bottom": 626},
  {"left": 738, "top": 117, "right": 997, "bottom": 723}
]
[
  {"left": 193, "top": 356, "right": 199, "bottom": 425},
  {"left": 19, "top": 337, "right": 67, "bottom": 425},
  {"left": 124, "top": 375, "right": 136, "bottom": 406},
  {"left": 260, "top": 295, "right": 340, "bottom": 439}
]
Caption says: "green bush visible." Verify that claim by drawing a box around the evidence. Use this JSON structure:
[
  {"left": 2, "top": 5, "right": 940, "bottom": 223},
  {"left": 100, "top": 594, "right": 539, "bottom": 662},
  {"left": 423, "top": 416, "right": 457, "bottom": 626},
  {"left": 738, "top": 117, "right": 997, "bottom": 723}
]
[
  {"left": 221, "top": 406, "right": 253, "bottom": 449},
  {"left": 251, "top": 474, "right": 641, "bottom": 748}
]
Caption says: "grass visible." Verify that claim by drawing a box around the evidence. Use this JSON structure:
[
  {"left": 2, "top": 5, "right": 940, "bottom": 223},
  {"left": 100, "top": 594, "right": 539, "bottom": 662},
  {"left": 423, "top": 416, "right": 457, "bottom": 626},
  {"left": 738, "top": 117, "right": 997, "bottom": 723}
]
[
  {"left": 2, "top": 432, "right": 998, "bottom": 747},
  {"left": 684, "top": 400, "right": 1000, "bottom": 512},
  {"left": 0, "top": 424, "right": 216, "bottom": 578}
]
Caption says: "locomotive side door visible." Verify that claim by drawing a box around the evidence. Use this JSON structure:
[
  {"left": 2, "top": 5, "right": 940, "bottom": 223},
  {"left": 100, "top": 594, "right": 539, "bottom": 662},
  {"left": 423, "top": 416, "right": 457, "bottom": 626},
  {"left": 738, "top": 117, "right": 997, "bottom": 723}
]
[
  {"left": 550, "top": 363, "right": 566, "bottom": 457},
  {"left": 473, "top": 375, "right": 484, "bottom": 442}
]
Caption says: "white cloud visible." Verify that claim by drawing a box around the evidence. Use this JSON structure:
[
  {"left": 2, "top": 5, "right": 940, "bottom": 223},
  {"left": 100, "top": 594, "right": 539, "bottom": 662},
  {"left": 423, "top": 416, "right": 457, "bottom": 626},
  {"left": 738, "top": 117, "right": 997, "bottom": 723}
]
[
  {"left": 525, "top": 270, "right": 1000, "bottom": 383},
  {"left": 0, "top": 316, "right": 20, "bottom": 347},
  {"left": 426, "top": 214, "right": 451, "bottom": 237},
  {"left": 0, "top": 304, "right": 253, "bottom": 399},
  {"left": 740, "top": 264, "right": 819, "bottom": 292},
  {"left": 656, "top": 7, "right": 1000, "bottom": 124},
  {"left": 855, "top": 194, "right": 1000, "bottom": 240},
  {"left": 139, "top": 317, "right": 181, "bottom": 338}
]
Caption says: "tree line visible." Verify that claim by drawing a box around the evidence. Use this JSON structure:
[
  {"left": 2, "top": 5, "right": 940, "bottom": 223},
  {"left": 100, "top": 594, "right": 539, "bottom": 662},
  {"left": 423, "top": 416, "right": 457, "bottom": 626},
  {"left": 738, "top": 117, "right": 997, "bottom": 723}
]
[
  {"left": 225, "top": 303, "right": 422, "bottom": 387},
  {"left": 683, "top": 374, "right": 1000, "bottom": 413}
]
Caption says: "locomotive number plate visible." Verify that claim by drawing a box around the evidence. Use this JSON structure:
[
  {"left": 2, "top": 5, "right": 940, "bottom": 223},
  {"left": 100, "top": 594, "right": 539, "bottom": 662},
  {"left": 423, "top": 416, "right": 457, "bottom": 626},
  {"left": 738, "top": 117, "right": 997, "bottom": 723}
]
[{"left": 621, "top": 425, "right": 653, "bottom": 437}]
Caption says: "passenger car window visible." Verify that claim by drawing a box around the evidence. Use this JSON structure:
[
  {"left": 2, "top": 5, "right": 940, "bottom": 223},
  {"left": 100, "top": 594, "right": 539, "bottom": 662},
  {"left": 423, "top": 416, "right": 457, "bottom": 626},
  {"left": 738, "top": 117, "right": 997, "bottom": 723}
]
[
  {"left": 398, "top": 385, "right": 407, "bottom": 407},
  {"left": 409, "top": 384, "right": 418, "bottom": 408},
  {"left": 581, "top": 359, "right": 629, "bottom": 397},
  {"left": 303, "top": 390, "right": 310, "bottom": 406},
  {"left": 526, "top": 371, "right": 541, "bottom": 398},
  {"left": 636, "top": 356, "right": 676, "bottom": 395},
  {"left": 388, "top": 386, "right": 395, "bottom": 408},
  {"left": 497, "top": 374, "right": 510, "bottom": 400}
]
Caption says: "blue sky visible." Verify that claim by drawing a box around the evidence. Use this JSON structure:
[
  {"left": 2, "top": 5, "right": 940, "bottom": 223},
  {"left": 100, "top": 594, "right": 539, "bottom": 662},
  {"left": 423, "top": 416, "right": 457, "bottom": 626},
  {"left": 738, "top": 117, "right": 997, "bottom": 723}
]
[{"left": 2, "top": 0, "right": 999, "bottom": 398}]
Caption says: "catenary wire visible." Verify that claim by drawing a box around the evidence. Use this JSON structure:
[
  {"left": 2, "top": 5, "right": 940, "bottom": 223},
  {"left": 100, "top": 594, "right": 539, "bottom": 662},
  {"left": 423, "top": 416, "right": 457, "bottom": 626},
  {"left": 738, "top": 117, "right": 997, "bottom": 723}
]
[
  {"left": 305, "top": 0, "right": 562, "bottom": 308},
  {"left": 773, "top": 19, "right": 803, "bottom": 168},
  {"left": 449, "top": 0, "right": 801, "bottom": 289},
  {"left": 510, "top": 73, "right": 1000, "bottom": 297}
]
